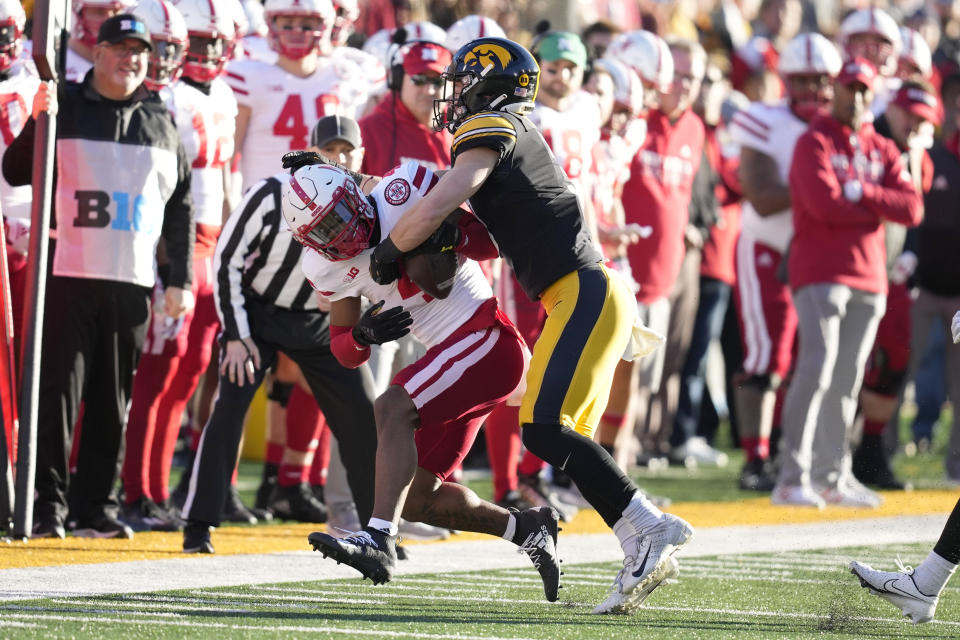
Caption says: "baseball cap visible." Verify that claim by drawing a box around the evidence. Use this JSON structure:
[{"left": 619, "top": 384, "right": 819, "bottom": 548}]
[
  {"left": 536, "top": 32, "right": 587, "bottom": 68},
  {"left": 310, "top": 115, "right": 363, "bottom": 149},
  {"left": 836, "top": 57, "right": 877, "bottom": 90},
  {"left": 892, "top": 83, "right": 942, "bottom": 125},
  {"left": 97, "top": 14, "right": 153, "bottom": 51},
  {"left": 402, "top": 42, "right": 452, "bottom": 75}
]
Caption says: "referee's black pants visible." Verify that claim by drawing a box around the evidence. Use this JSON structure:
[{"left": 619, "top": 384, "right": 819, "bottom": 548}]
[
  {"left": 34, "top": 274, "right": 151, "bottom": 523},
  {"left": 182, "top": 296, "right": 378, "bottom": 527}
]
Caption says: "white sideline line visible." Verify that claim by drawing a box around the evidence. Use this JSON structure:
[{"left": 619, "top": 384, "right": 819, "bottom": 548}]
[
  {"left": 0, "top": 514, "right": 946, "bottom": 601},
  {"left": 642, "top": 604, "right": 960, "bottom": 628},
  {"left": 206, "top": 590, "right": 566, "bottom": 608},
  {"left": 0, "top": 612, "right": 539, "bottom": 640}
]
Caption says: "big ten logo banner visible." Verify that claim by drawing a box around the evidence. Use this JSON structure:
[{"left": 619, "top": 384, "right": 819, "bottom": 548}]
[{"left": 73, "top": 191, "right": 157, "bottom": 233}]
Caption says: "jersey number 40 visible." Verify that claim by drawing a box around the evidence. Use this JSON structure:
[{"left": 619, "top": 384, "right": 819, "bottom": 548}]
[{"left": 273, "top": 94, "right": 342, "bottom": 150}]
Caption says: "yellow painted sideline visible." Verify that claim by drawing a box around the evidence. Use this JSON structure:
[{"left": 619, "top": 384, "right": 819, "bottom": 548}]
[{"left": 1, "top": 490, "right": 955, "bottom": 571}]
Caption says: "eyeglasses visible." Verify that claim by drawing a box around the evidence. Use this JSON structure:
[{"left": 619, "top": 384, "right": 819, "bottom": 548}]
[
  {"left": 410, "top": 74, "right": 444, "bottom": 88},
  {"left": 104, "top": 42, "right": 149, "bottom": 58}
]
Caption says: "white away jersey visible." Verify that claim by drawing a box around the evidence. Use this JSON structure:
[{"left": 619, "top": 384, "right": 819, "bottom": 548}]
[
  {"left": 529, "top": 91, "right": 602, "bottom": 189},
  {"left": 227, "top": 57, "right": 369, "bottom": 191},
  {"left": 301, "top": 161, "right": 492, "bottom": 349},
  {"left": 0, "top": 62, "right": 40, "bottom": 219},
  {"left": 163, "top": 78, "right": 237, "bottom": 229},
  {"left": 729, "top": 100, "right": 806, "bottom": 252},
  {"left": 64, "top": 47, "right": 93, "bottom": 83}
]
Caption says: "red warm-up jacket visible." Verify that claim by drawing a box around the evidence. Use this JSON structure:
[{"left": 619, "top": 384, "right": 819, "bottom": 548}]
[
  {"left": 359, "top": 93, "right": 452, "bottom": 177},
  {"left": 787, "top": 115, "right": 923, "bottom": 295}
]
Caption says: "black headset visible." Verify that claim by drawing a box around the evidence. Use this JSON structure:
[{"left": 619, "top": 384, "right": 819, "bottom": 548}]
[{"left": 386, "top": 27, "right": 409, "bottom": 92}]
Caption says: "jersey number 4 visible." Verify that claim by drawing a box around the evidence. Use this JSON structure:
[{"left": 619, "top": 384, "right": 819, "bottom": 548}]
[{"left": 273, "top": 94, "right": 341, "bottom": 150}]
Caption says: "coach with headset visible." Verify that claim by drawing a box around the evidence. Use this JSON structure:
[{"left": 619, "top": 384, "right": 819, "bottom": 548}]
[{"left": 359, "top": 37, "right": 453, "bottom": 175}]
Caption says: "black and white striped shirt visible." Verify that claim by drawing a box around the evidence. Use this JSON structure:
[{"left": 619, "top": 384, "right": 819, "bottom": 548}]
[{"left": 214, "top": 173, "right": 318, "bottom": 340}]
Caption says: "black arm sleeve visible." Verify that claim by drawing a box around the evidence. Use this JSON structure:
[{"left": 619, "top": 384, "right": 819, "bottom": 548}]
[
  {"left": 161, "top": 142, "right": 195, "bottom": 289},
  {"left": 3, "top": 116, "right": 36, "bottom": 186}
]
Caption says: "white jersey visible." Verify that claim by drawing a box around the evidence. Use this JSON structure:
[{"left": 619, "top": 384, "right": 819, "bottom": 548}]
[
  {"left": 227, "top": 57, "right": 369, "bottom": 191},
  {"left": 330, "top": 45, "right": 387, "bottom": 99},
  {"left": 240, "top": 35, "right": 276, "bottom": 64},
  {"left": 591, "top": 118, "right": 646, "bottom": 228},
  {"left": 162, "top": 78, "right": 237, "bottom": 230},
  {"left": 0, "top": 62, "right": 40, "bottom": 219},
  {"left": 729, "top": 101, "right": 807, "bottom": 253},
  {"left": 529, "top": 91, "right": 602, "bottom": 194},
  {"left": 302, "top": 161, "right": 492, "bottom": 349},
  {"left": 65, "top": 47, "right": 93, "bottom": 83}
]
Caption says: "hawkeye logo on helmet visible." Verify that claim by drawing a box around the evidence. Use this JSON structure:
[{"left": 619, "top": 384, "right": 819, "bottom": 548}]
[
  {"left": 463, "top": 44, "right": 512, "bottom": 73},
  {"left": 518, "top": 73, "right": 530, "bottom": 86}
]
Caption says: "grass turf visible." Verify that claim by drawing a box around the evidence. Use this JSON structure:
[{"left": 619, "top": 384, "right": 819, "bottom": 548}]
[{"left": 1, "top": 542, "right": 957, "bottom": 639}]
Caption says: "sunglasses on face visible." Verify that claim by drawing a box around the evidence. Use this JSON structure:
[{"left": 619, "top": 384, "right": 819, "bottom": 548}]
[
  {"left": 410, "top": 74, "right": 444, "bottom": 88},
  {"left": 105, "top": 42, "right": 149, "bottom": 58}
]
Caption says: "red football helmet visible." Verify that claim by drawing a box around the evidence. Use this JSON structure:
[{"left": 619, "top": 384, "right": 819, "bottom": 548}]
[
  {"left": 283, "top": 164, "right": 374, "bottom": 261},
  {"left": 0, "top": 0, "right": 25, "bottom": 73}
]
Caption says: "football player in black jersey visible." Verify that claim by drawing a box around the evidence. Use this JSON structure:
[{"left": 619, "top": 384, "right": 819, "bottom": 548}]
[{"left": 347, "top": 37, "right": 694, "bottom": 614}]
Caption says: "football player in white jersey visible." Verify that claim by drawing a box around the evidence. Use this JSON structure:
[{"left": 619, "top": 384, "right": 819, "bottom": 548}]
[
  {"left": 133, "top": 0, "right": 186, "bottom": 91},
  {"left": 226, "top": 0, "right": 369, "bottom": 191},
  {"left": 838, "top": 7, "right": 902, "bottom": 119},
  {"left": 326, "top": 0, "right": 386, "bottom": 101},
  {"left": 0, "top": 0, "right": 38, "bottom": 223},
  {"left": 729, "top": 32, "right": 842, "bottom": 498},
  {"left": 281, "top": 157, "right": 561, "bottom": 598},
  {"left": 121, "top": 0, "right": 239, "bottom": 530}
]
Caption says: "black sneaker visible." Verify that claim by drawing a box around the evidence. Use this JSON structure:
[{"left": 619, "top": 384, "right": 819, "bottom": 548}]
[
  {"left": 512, "top": 507, "right": 562, "bottom": 602},
  {"left": 269, "top": 483, "right": 328, "bottom": 523},
  {"left": 183, "top": 521, "right": 215, "bottom": 554},
  {"left": 222, "top": 486, "right": 258, "bottom": 524},
  {"left": 496, "top": 490, "right": 533, "bottom": 511},
  {"left": 73, "top": 513, "right": 134, "bottom": 539},
  {"left": 122, "top": 497, "right": 184, "bottom": 532},
  {"left": 311, "top": 483, "right": 325, "bottom": 504},
  {"left": 853, "top": 434, "right": 906, "bottom": 490},
  {"left": 739, "top": 458, "right": 776, "bottom": 491},
  {"left": 31, "top": 513, "right": 66, "bottom": 539},
  {"left": 308, "top": 527, "right": 397, "bottom": 584},
  {"left": 254, "top": 470, "right": 277, "bottom": 512}
]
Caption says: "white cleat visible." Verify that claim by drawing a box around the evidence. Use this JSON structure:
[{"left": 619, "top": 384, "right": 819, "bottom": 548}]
[
  {"left": 593, "top": 513, "right": 693, "bottom": 615},
  {"left": 850, "top": 559, "right": 939, "bottom": 624},
  {"left": 819, "top": 477, "right": 883, "bottom": 508},
  {"left": 771, "top": 484, "right": 826, "bottom": 509}
]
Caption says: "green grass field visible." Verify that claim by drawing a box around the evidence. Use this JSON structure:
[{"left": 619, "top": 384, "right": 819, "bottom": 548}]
[{"left": 2, "top": 542, "right": 957, "bottom": 639}]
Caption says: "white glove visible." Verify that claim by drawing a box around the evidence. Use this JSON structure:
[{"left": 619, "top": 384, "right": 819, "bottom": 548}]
[
  {"left": 4, "top": 217, "right": 30, "bottom": 257},
  {"left": 890, "top": 251, "right": 917, "bottom": 285},
  {"left": 843, "top": 180, "right": 863, "bottom": 202},
  {"left": 952, "top": 310, "right": 960, "bottom": 345},
  {"left": 151, "top": 286, "right": 185, "bottom": 341}
]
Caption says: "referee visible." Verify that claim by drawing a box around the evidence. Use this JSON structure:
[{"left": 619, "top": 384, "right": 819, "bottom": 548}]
[{"left": 181, "top": 170, "right": 378, "bottom": 553}]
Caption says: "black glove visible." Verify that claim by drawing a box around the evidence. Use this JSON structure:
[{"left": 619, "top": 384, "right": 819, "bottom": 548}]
[
  {"left": 352, "top": 300, "right": 413, "bottom": 346},
  {"left": 369, "top": 236, "right": 403, "bottom": 285},
  {"left": 281, "top": 150, "right": 329, "bottom": 172},
  {"left": 406, "top": 221, "right": 462, "bottom": 257}
]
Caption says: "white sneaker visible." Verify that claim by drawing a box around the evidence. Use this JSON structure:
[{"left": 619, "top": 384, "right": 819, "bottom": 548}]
[
  {"left": 771, "top": 484, "right": 826, "bottom": 509},
  {"left": 593, "top": 513, "right": 694, "bottom": 615},
  {"left": 671, "top": 437, "right": 729, "bottom": 468},
  {"left": 817, "top": 478, "right": 883, "bottom": 508},
  {"left": 398, "top": 518, "right": 450, "bottom": 541},
  {"left": 850, "top": 559, "right": 939, "bottom": 623}
]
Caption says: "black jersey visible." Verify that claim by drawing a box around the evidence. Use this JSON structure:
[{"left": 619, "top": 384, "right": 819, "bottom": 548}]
[{"left": 451, "top": 110, "right": 602, "bottom": 299}]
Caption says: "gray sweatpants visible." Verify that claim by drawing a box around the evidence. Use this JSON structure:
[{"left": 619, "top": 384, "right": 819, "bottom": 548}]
[{"left": 778, "top": 283, "right": 885, "bottom": 489}]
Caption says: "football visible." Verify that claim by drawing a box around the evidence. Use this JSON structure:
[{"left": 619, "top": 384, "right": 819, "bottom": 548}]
[{"left": 402, "top": 251, "right": 458, "bottom": 299}]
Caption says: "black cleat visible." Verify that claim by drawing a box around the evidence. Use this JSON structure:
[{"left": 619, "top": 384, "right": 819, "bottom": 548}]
[
  {"left": 269, "top": 483, "right": 328, "bottom": 523},
  {"left": 183, "top": 521, "right": 215, "bottom": 554},
  {"left": 739, "top": 458, "right": 776, "bottom": 491},
  {"left": 512, "top": 507, "right": 561, "bottom": 602},
  {"left": 308, "top": 527, "right": 397, "bottom": 585},
  {"left": 222, "top": 486, "right": 258, "bottom": 524}
]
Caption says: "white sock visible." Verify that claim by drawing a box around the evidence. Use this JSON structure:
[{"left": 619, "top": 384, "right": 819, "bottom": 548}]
[
  {"left": 502, "top": 513, "right": 517, "bottom": 543},
  {"left": 622, "top": 490, "right": 664, "bottom": 534},
  {"left": 613, "top": 517, "right": 638, "bottom": 556},
  {"left": 367, "top": 517, "right": 398, "bottom": 536},
  {"left": 914, "top": 551, "right": 958, "bottom": 596}
]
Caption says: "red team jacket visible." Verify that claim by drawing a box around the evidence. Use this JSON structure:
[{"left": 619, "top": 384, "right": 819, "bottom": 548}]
[
  {"left": 359, "top": 93, "right": 452, "bottom": 176},
  {"left": 788, "top": 115, "right": 923, "bottom": 295},
  {"left": 622, "top": 108, "right": 705, "bottom": 304}
]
